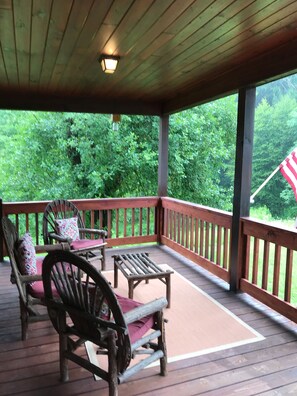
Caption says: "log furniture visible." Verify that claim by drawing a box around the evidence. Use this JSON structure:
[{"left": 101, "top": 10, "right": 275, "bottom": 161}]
[
  {"left": 113, "top": 252, "right": 174, "bottom": 308},
  {"left": 1, "top": 216, "right": 69, "bottom": 340},
  {"left": 43, "top": 199, "right": 107, "bottom": 270},
  {"left": 42, "top": 250, "right": 168, "bottom": 396}
]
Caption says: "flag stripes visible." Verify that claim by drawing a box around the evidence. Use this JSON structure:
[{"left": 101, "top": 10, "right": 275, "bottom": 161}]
[{"left": 279, "top": 148, "right": 297, "bottom": 201}]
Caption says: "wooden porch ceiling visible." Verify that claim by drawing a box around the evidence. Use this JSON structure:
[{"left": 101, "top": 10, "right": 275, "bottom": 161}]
[{"left": 1, "top": 0, "right": 297, "bottom": 115}]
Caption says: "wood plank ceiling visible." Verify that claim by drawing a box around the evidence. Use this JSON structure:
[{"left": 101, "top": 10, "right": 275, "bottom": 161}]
[{"left": 0, "top": 0, "right": 297, "bottom": 115}]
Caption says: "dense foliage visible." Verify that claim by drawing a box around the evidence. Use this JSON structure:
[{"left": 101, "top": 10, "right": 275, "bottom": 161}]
[
  {"left": 0, "top": 74, "right": 296, "bottom": 220},
  {"left": 252, "top": 75, "right": 297, "bottom": 218},
  {"left": 0, "top": 97, "right": 237, "bottom": 210}
]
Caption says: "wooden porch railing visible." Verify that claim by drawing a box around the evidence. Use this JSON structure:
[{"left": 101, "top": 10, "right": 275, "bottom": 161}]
[
  {"left": 1, "top": 197, "right": 297, "bottom": 323},
  {"left": 240, "top": 217, "right": 297, "bottom": 322},
  {"left": 160, "top": 197, "right": 232, "bottom": 283},
  {"left": 0, "top": 197, "right": 161, "bottom": 258}
]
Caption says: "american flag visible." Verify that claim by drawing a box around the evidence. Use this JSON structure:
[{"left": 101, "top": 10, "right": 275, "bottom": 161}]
[{"left": 279, "top": 148, "right": 297, "bottom": 201}]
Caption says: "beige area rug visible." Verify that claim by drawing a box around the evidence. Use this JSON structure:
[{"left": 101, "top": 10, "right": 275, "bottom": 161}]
[{"left": 86, "top": 265, "right": 264, "bottom": 373}]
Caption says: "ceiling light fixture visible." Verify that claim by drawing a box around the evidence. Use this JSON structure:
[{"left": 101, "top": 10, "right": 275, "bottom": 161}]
[{"left": 99, "top": 55, "right": 120, "bottom": 74}]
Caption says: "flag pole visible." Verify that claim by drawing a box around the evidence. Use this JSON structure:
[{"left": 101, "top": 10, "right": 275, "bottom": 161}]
[{"left": 250, "top": 166, "right": 279, "bottom": 203}]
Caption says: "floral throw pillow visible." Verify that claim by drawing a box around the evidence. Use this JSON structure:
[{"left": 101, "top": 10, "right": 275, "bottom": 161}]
[
  {"left": 17, "top": 233, "right": 37, "bottom": 277},
  {"left": 55, "top": 217, "right": 80, "bottom": 241}
]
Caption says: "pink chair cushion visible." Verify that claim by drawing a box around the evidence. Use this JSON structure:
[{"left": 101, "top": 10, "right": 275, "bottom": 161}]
[
  {"left": 17, "top": 233, "right": 37, "bottom": 278},
  {"left": 28, "top": 258, "right": 59, "bottom": 299},
  {"left": 115, "top": 293, "right": 154, "bottom": 344},
  {"left": 71, "top": 239, "right": 104, "bottom": 251},
  {"left": 55, "top": 217, "right": 80, "bottom": 241}
]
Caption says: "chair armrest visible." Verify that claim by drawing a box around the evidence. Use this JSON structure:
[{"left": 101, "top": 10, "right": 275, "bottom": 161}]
[
  {"left": 123, "top": 297, "right": 167, "bottom": 325},
  {"left": 79, "top": 228, "right": 108, "bottom": 238},
  {"left": 35, "top": 243, "right": 70, "bottom": 253},
  {"left": 21, "top": 274, "right": 43, "bottom": 283},
  {"left": 49, "top": 232, "right": 72, "bottom": 244}
]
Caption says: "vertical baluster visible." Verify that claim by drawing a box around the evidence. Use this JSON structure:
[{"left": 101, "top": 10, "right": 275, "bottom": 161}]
[
  {"left": 124, "top": 208, "right": 127, "bottom": 237},
  {"left": 190, "top": 216, "right": 194, "bottom": 251},
  {"left": 284, "top": 248, "right": 293, "bottom": 302},
  {"left": 115, "top": 209, "right": 119, "bottom": 238},
  {"left": 223, "top": 227, "right": 228, "bottom": 269},
  {"left": 177, "top": 213, "right": 181, "bottom": 244},
  {"left": 139, "top": 207, "right": 143, "bottom": 236},
  {"left": 132, "top": 208, "right": 135, "bottom": 237},
  {"left": 25, "top": 213, "right": 29, "bottom": 232},
  {"left": 205, "top": 221, "right": 209, "bottom": 259},
  {"left": 107, "top": 209, "right": 112, "bottom": 239},
  {"left": 181, "top": 214, "right": 185, "bottom": 246},
  {"left": 243, "top": 235, "right": 251, "bottom": 279},
  {"left": 272, "top": 244, "right": 281, "bottom": 296},
  {"left": 216, "top": 225, "right": 222, "bottom": 265},
  {"left": 252, "top": 237, "right": 259, "bottom": 285},
  {"left": 195, "top": 218, "right": 199, "bottom": 253},
  {"left": 185, "top": 215, "right": 189, "bottom": 248},
  {"left": 35, "top": 213, "right": 39, "bottom": 245},
  {"left": 261, "top": 240, "right": 270, "bottom": 290},
  {"left": 15, "top": 215, "right": 19, "bottom": 234},
  {"left": 210, "top": 223, "right": 215, "bottom": 262},
  {"left": 173, "top": 211, "right": 176, "bottom": 242},
  {"left": 199, "top": 220, "right": 204, "bottom": 256},
  {"left": 147, "top": 207, "right": 150, "bottom": 235},
  {"left": 90, "top": 210, "right": 95, "bottom": 239}
]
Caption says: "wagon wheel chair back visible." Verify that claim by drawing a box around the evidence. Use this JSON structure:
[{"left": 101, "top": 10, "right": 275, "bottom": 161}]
[
  {"left": 42, "top": 199, "right": 107, "bottom": 270},
  {"left": 42, "top": 250, "right": 168, "bottom": 396}
]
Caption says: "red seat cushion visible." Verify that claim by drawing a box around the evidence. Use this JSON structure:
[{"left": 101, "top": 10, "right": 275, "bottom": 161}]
[
  {"left": 115, "top": 293, "right": 154, "bottom": 344},
  {"left": 29, "top": 261, "right": 153, "bottom": 344},
  {"left": 28, "top": 258, "right": 59, "bottom": 299},
  {"left": 71, "top": 239, "right": 104, "bottom": 251}
]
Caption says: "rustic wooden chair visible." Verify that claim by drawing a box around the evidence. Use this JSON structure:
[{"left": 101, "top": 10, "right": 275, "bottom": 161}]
[
  {"left": 43, "top": 199, "right": 107, "bottom": 270},
  {"left": 42, "top": 250, "right": 168, "bottom": 396},
  {"left": 1, "top": 216, "right": 69, "bottom": 340}
]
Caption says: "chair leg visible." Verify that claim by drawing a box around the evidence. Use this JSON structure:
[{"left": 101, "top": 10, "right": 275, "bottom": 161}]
[
  {"left": 107, "top": 331, "right": 118, "bottom": 396},
  {"left": 156, "top": 311, "right": 167, "bottom": 376},
  {"left": 101, "top": 247, "right": 106, "bottom": 271},
  {"left": 19, "top": 298, "right": 29, "bottom": 341},
  {"left": 59, "top": 313, "right": 69, "bottom": 382}
]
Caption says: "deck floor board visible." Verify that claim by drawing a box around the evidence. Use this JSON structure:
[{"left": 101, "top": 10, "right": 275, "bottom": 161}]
[{"left": 1, "top": 245, "right": 297, "bottom": 395}]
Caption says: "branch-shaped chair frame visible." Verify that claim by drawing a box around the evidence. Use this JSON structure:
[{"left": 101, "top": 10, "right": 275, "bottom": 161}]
[
  {"left": 1, "top": 216, "right": 68, "bottom": 340},
  {"left": 43, "top": 199, "right": 107, "bottom": 270},
  {"left": 42, "top": 250, "right": 168, "bottom": 396}
]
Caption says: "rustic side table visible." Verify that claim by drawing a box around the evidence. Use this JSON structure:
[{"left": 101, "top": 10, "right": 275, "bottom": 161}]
[{"left": 112, "top": 252, "right": 174, "bottom": 308}]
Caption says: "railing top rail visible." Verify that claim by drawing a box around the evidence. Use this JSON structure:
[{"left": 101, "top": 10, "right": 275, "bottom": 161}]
[
  {"left": 2, "top": 197, "right": 160, "bottom": 215},
  {"left": 161, "top": 197, "right": 232, "bottom": 227},
  {"left": 241, "top": 216, "right": 297, "bottom": 250}
]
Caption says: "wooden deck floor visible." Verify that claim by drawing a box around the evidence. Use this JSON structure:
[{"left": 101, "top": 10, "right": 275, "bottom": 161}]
[{"left": 1, "top": 245, "right": 297, "bottom": 396}]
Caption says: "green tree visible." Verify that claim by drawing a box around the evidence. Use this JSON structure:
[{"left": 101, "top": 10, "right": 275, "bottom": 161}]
[
  {"left": 252, "top": 94, "right": 297, "bottom": 217},
  {"left": 168, "top": 95, "right": 237, "bottom": 210}
]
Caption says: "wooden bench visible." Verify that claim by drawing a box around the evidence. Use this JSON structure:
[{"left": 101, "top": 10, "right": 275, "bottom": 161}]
[{"left": 112, "top": 252, "right": 174, "bottom": 308}]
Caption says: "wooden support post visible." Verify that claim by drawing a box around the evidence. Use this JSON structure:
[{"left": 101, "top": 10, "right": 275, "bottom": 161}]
[
  {"left": 230, "top": 87, "right": 256, "bottom": 291},
  {"left": 0, "top": 198, "right": 3, "bottom": 262},
  {"left": 158, "top": 115, "right": 169, "bottom": 197},
  {"left": 158, "top": 115, "right": 169, "bottom": 244}
]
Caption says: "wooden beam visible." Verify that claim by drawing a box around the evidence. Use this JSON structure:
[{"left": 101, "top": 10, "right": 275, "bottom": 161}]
[
  {"left": 230, "top": 87, "right": 256, "bottom": 291},
  {"left": 158, "top": 115, "right": 169, "bottom": 196},
  {"left": 0, "top": 88, "right": 162, "bottom": 115}
]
